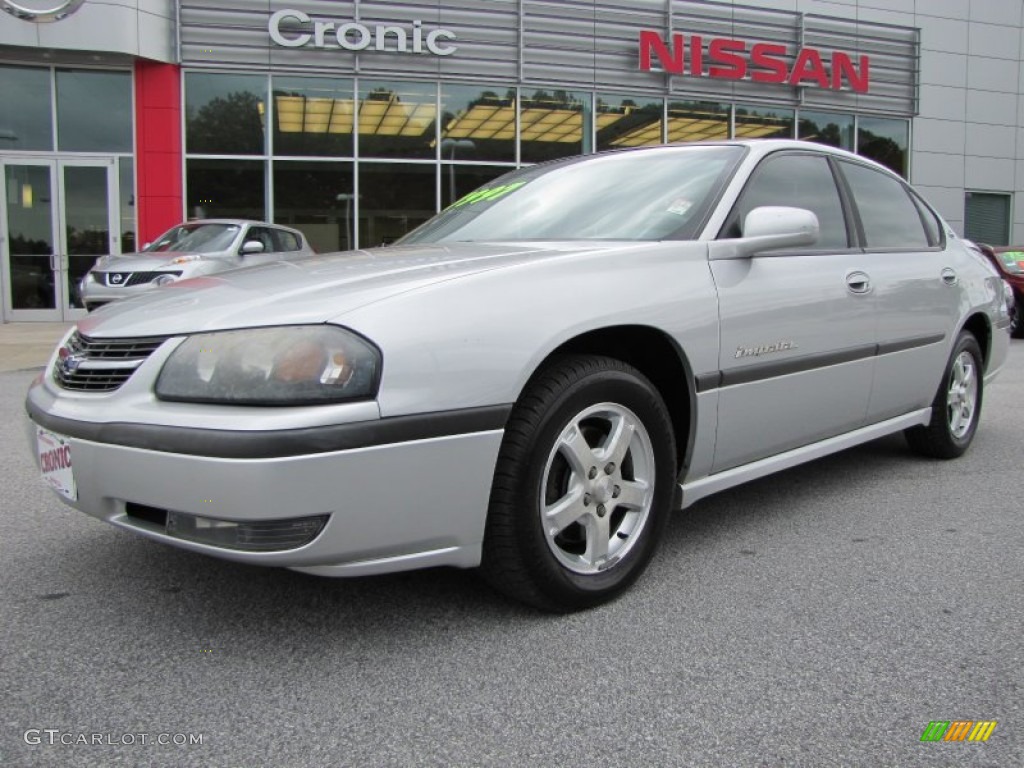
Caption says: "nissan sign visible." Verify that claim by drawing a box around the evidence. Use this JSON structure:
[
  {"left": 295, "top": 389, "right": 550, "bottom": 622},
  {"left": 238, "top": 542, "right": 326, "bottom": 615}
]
[{"left": 639, "top": 30, "right": 870, "bottom": 93}]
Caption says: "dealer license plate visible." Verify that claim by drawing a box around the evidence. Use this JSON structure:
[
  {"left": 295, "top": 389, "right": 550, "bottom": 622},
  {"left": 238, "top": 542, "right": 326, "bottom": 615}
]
[{"left": 37, "top": 427, "right": 77, "bottom": 501}]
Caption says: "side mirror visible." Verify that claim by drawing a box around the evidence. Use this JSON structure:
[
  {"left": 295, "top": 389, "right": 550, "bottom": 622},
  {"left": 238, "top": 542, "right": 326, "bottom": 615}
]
[
  {"left": 709, "top": 206, "right": 820, "bottom": 260},
  {"left": 241, "top": 240, "right": 265, "bottom": 255}
]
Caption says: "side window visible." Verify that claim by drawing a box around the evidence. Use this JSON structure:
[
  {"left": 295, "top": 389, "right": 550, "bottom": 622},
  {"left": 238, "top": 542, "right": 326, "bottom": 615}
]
[
  {"left": 245, "top": 226, "right": 276, "bottom": 253},
  {"left": 723, "top": 154, "right": 849, "bottom": 250},
  {"left": 839, "top": 161, "right": 930, "bottom": 249},
  {"left": 910, "top": 193, "right": 943, "bottom": 247},
  {"left": 272, "top": 229, "right": 301, "bottom": 252}
]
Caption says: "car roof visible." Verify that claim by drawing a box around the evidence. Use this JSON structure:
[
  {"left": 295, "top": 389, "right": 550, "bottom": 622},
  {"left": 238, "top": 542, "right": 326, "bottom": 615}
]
[
  {"left": 179, "top": 219, "right": 306, "bottom": 237},
  {"left": 591, "top": 139, "right": 900, "bottom": 180}
]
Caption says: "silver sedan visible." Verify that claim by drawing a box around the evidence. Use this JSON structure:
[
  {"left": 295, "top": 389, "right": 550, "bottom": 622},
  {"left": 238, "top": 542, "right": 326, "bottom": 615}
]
[
  {"left": 79, "top": 219, "right": 314, "bottom": 311},
  {"left": 27, "top": 141, "right": 1013, "bottom": 611}
]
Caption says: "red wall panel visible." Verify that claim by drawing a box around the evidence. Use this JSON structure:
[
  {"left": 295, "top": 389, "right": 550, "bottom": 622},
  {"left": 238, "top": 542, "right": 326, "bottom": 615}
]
[{"left": 134, "top": 61, "right": 182, "bottom": 245}]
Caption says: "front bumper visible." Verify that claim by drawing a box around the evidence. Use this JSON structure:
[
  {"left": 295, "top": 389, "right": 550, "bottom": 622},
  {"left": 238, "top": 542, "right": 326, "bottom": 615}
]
[{"left": 26, "top": 384, "right": 508, "bottom": 576}]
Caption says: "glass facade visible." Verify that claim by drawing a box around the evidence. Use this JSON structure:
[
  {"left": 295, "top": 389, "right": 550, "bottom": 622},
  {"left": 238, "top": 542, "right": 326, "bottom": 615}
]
[
  {"left": 667, "top": 101, "right": 729, "bottom": 143},
  {"left": 0, "top": 64, "right": 134, "bottom": 321},
  {"left": 798, "top": 111, "right": 854, "bottom": 151},
  {"left": 185, "top": 72, "right": 267, "bottom": 156},
  {"left": 857, "top": 116, "right": 909, "bottom": 176},
  {"left": 56, "top": 70, "right": 133, "bottom": 152},
  {"left": 272, "top": 161, "right": 355, "bottom": 253},
  {"left": 735, "top": 105, "right": 794, "bottom": 140},
  {"left": 181, "top": 72, "right": 915, "bottom": 251},
  {"left": 442, "top": 85, "right": 516, "bottom": 162},
  {"left": 0, "top": 66, "right": 53, "bottom": 152},
  {"left": 186, "top": 159, "right": 265, "bottom": 221},
  {"left": 596, "top": 93, "right": 663, "bottom": 151}
]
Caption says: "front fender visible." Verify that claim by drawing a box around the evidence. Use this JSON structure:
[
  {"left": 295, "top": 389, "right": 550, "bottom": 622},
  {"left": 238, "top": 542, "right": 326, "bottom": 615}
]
[{"left": 334, "top": 241, "right": 721, "bottom": 419}]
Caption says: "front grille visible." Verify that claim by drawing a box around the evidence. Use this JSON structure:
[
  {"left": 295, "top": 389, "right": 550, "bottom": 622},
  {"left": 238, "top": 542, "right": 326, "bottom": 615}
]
[
  {"left": 53, "top": 331, "right": 168, "bottom": 392},
  {"left": 100, "top": 271, "right": 181, "bottom": 287}
]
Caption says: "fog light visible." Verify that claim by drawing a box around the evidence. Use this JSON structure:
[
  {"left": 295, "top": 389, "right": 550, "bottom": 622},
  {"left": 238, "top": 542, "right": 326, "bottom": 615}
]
[
  {"left": 153, "top": 274, "right": 177, "bottom": 286},
  {"left": 165, "top": 511, "right": 328, "bottom": 551}
]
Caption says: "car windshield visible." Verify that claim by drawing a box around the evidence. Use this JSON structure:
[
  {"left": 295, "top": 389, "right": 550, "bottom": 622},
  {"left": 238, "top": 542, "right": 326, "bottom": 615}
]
[
  {"left": 144, "top": 223, "right": 240, "bottom": 254},
  {"left": 998, "top": 250, "right": 1024, "bottom": 274},
  {"left": 399, "top": 145, "right": 744, "bottom": 244}
]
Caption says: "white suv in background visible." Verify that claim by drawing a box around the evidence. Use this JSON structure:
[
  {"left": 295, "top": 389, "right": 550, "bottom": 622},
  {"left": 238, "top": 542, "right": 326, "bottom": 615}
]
[{"left": 80, "top": 219, "right": 314, "bottom": 311}]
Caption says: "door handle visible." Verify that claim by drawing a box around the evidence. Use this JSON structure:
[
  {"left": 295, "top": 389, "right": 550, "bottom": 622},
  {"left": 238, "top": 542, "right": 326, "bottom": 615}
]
[
  {"left": 845, "top": 270, "right": 871, "bottom": 294},
  {"left": 49, "top": 254, "right": 58, "bottom": 271},
  {"left": 941, "top": 267, "right": 958, "bottom": 285}
]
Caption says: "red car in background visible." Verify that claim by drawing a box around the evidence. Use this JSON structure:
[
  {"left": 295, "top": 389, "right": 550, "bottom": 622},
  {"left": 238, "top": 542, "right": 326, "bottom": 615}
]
[{"left": 975, "top": 243, "right": 1024, "bottom": 338}]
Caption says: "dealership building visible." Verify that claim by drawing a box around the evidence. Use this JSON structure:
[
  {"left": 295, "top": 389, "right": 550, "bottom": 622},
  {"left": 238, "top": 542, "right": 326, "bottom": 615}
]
[{"left": 2, "top": 0, "right": 1023, "bottom": 322}]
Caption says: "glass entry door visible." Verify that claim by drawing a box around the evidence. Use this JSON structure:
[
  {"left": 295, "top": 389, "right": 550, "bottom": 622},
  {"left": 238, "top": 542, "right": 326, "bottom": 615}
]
[{"left": 2, "top": 157, "right": 119, "bottom": 321}]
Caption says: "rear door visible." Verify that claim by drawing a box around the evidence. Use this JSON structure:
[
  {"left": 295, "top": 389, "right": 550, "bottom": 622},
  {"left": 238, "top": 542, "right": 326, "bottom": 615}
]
[
  {"left": 834, "top": 160, "right": 962, "bottom": 421},
  {"left": 709, "top": 151, "right": 876, "bottom": 472}
]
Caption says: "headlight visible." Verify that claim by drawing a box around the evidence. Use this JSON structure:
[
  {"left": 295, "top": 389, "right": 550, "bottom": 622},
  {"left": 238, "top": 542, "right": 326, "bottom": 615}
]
[
  {"left": 155, "top": 326, "right": 381, "bottom": 405},
  {"left": 168, "top": 254, "right": 202, "bottom": 265}
]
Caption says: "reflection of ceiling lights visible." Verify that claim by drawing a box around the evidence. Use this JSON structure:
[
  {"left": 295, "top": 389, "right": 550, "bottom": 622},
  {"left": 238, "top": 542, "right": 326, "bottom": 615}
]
[
  {"left": 443, "top": 104, "right": 515, "bottom": 141},
  {"left": 359, "top": 96, "right": 436, "bottom": 137},
  {"left": 520, "top": 108, "right": 581, "bottom": 143},
  {"left": 271, "top": 94, "right": 437, "bottom": 136},
  {"left": 608, "top": 120, "right": 661, "bottom": 147},
  {"left": 276, "top": 95, "right": 354, "bottom": 134},
  {"left": 667, "top": 117, "right": 730, "bottom": 143},
  {"left": 734, "top": 119, "right": 791, "bottom": 139},
  {"left": 444, "top": 102, "right": 592, "bottom": 144},
  {"left": 265, "top": 96, "right": 793, "bottom": 145}
]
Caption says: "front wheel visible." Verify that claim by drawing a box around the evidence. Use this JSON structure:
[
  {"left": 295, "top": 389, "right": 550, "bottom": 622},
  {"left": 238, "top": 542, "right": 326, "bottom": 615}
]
[
  {"left": 1011, "top": 298, "right": 1024, "bottom": 339},
  {"left": 481, "top": 355, "right": 677, "bottom": 612},
  {"left": 905, "top": 330, "right": 983, "bottom": 459}
]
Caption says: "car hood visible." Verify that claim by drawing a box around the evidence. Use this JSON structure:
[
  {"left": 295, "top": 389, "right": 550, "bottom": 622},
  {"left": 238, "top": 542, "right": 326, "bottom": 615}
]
[
  {"left": 77, "top": 241, "right": 629, "bottom": 338},
  {"left": 92, "top": 251, "right": 209, "bottom": 272}
]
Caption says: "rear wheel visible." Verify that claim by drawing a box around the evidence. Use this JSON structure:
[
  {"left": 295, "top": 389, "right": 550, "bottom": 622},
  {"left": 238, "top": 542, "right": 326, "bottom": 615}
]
[
  {"left": 481, "top": 355, "right": 676, "bottom": 612},
  {"left": 905, "top": 330, "right": 983, "bottom": 459}
]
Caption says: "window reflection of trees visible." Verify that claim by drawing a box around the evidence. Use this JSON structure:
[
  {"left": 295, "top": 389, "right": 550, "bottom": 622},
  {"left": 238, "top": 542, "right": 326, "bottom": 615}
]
[
  {"left": 596, "top": 96, "right": 662, "bottom": 149},
  {"left": 186, "top": 91, "right": 265, "bottom": 155},
  {"left": 440, "top": 89, "right": 516, "bottom": 161},
  {"left": 520, "top": 89, "right": 587, "bottom": 163},
  {"left": 797, "top": 114, "right": 853, "bottom": 150},
  {"left": 856, "top": 117, "right": 908, "bottom": 177}
]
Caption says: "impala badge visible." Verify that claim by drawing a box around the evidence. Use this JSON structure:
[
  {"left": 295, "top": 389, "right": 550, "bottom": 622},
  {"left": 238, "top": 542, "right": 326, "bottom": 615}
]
[{"left": 735, "top": 341, "right": 798, "bottom": 359}]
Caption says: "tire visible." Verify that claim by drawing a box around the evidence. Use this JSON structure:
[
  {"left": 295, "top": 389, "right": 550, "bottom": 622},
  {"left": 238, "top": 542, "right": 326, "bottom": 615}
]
[
  {"left": 481, "top": 355, "right": 676, "bottom": 612},
  {"left": 1011, "top": 298, "right": 1024, "bottom": 339},
  {"left": 905, "top": 331, "right": 983, "bottom": 459}
]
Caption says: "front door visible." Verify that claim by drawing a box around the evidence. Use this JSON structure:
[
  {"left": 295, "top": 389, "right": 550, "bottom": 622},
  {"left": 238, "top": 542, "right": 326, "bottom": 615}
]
[
  {"left": 1, "top": 157, "right": 119, "bottom": 321},
  {"left": 708, "top": 151, "right": 876, "bottom": 472}
]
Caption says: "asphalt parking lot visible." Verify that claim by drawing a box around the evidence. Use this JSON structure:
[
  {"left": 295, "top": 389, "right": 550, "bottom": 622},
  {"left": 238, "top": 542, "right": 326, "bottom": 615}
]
[{"left": 1, "top": 341, "right": 1021, "bottom": 767}]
